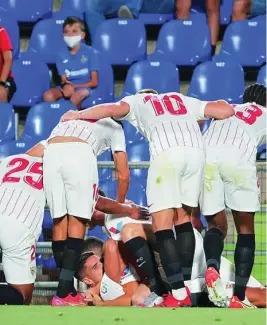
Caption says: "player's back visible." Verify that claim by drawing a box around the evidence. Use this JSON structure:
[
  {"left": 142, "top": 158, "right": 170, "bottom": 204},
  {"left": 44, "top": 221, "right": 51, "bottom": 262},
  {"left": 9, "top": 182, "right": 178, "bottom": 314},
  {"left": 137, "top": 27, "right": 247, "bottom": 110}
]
[
  {"left": 0, "top": 154, "right": 45, "bottom": 238},
  {"left": 48, "top": 118, "right": 125, "bottom": 157},
  {"left": 204, "top": 103, "right": 266, "bottom": 163},
  {"left": 121, "top": 92, "right": 207, "bottom": 159}
]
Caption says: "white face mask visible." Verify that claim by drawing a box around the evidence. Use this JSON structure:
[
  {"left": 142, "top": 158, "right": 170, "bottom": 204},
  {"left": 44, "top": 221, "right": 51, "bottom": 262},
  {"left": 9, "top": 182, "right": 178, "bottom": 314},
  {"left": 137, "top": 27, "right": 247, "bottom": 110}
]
[{"left": 64, "top": 35, "right": 82, "bottom": 49}]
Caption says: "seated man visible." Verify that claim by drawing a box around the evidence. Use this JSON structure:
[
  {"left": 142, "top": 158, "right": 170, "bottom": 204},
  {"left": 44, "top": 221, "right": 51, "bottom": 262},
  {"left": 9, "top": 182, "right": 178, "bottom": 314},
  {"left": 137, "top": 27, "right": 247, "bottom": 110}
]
[{"left": 43, "top": 16, "right": 98, "bottom": 110}]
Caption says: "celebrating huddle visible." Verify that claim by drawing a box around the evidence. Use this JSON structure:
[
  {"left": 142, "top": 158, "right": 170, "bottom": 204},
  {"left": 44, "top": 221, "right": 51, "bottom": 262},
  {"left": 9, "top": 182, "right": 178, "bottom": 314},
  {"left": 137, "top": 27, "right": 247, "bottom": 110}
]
[{"left": 0, "top": 83, "right": 265, "bottom": 309}]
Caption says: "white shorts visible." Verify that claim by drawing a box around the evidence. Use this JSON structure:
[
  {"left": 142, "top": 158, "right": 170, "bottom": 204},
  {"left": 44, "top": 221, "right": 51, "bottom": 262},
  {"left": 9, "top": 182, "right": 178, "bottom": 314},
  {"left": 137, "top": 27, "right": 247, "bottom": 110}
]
[
  {"left": 200, "top": 148, "right": 260, "bottom": 215},
  {"left": 147, "top": 147, "right": 205, "bottom": 213},
  {"left": 104, "top": 214, "right": 152, "bottom": 241},
  {"left": 0, "top": 215, "right": 36, "bottom": 284},
  {"left": 43, "top": 142, "right": 98, "bottom": 220},
  {"left": 100, "top": 265, "right": 139, "bottom": 301}
]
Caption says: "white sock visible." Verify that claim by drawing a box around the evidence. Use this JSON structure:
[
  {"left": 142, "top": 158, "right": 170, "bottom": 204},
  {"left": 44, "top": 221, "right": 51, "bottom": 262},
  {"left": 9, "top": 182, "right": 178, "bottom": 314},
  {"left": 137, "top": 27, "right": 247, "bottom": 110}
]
[{"left": 172, "top": 287, "right": 187, "bottom": 300}]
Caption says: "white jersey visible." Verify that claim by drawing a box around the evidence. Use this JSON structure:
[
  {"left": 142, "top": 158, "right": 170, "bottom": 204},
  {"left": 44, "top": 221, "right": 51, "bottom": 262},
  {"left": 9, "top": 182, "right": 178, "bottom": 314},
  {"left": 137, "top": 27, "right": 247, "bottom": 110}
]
[
  {"left": 204, "top": 103, "right": 266, "bottom": 164},
  {"left": 0, "top": 154, "right": 45, "bottom": 239},
  {"left": 119, "top": 92, "right": 208, "bottom": 159},
  {"left": 48, "top": 118, "right": 126, "bottom": 157}
]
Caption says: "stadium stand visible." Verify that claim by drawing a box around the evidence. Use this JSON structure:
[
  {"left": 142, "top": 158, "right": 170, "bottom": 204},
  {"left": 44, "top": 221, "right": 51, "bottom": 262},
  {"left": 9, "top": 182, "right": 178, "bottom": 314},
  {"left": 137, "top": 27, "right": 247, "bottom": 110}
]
[
  {"left": 0, "top": 0, "right": 53, "bottom": 23},
  {"left": 11, "top": 57, "right": 50, "bottom": 107},
  {"left": 257, "top": 65, "right": 267, "bottom": 85},
  {"left": 0, "top": 8, "right": 19, "bottom": 58},
  {"left": 120, "top": 60, "right": 180, "bottom": 98},
  {"left": 93, "top": 19, "right": 147, "bottom": 65},
  {"left": 0, "top": 103, "right": 15, "bottom": 143},
  {"left": 215, "top": 17, "right": 266, "bottom": 67},
  {"left": 188, "top": 60, "right": 245, "bottom": 103},
  {"left": 148, "top": 19, "right": 212, "bottom": 65}
]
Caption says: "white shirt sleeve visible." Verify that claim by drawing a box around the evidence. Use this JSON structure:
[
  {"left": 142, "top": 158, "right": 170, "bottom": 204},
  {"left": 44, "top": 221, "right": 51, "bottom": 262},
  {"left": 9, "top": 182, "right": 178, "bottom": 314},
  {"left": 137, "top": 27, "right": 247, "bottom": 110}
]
[
  {"left": 116, "top": 95, "right": 136, "bottom": 123},
  {"left": 179, "top": 94, "right": 209, "bottom": 120},
  {"left": 110, "top": 124, "right": 126, "bottom": 153}
]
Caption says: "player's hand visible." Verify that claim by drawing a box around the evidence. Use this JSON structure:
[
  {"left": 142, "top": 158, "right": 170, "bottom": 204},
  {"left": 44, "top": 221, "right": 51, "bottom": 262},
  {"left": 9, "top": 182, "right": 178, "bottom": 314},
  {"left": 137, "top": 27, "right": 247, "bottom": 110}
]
[
  {"left": 129, "top": 203, "right": 150, "bottom": 220},
  {"left": 60, "top": 110, "right": 79, "bottom": 122}
]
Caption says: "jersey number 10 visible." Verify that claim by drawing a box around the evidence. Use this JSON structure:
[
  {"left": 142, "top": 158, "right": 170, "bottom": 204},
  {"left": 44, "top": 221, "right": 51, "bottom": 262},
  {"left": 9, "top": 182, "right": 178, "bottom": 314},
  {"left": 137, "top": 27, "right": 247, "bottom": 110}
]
[
  {"left": 144, "top": 94, "right": 188, "bottom": 116},
  {"left": 2, "top": 157, "right": 43, "bottom": 190}
]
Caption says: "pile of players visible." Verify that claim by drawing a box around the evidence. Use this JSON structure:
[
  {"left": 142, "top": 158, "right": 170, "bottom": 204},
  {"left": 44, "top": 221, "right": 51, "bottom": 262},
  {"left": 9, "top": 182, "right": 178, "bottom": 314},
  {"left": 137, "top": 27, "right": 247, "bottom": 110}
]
[{"left": 0, "top": 83, "right": 265, "bottom": 308}]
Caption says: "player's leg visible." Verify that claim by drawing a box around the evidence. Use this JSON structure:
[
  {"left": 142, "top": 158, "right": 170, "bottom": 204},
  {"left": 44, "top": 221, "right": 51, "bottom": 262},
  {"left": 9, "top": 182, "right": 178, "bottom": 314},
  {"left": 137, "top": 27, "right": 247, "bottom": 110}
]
[
  {"left": 0, "top": 219, "right": 36, "bottom": 304},
  {"left": 121, "top": 223, "right": 165, "bottom": 297},
  {"left": 232, "top": 0, "right": 250, "bottom": 21},
  {"left": 232, "top": 210, "right": 256, "bottom": 303},
  {"left": 70, "top": 88, "right": 90, "bottom": 110},
  {"left": 176, "top": 0, "right": 192, "bottom": 19},
  {"left": 245, "top": 287, "right": 266, "bottom": 308},
  {"left": 43, "top": 88, "right": 63, "bottom": 102}
]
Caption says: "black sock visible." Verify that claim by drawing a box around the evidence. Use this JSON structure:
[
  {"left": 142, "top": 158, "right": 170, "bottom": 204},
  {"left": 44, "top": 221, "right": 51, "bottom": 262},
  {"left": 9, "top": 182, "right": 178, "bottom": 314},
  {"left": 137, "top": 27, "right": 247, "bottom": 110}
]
[
  {"left": 57, "top": 237, "right": 84, "bottom": 298},
  {"left": 175, "top": 222, "right": 196, "bottom": 281},
  {"left": 211, "top": 45, "right": 216, "bottom": 56},
  {"left": 234, "top": 234, "right": 255, "bottom": 301},
  {"left": 52, "top": 240, "right": 66, "bottom": 269},
  {"left": 125, "top": 237, "right": 164, "bottom": 295},
  {"left": 204, "top": 227, "right": 224, "bottom": 272},
  {"left": 155, "top": 229, "right": 184, "bottom": 290},
  {"left": 0, "top": 285, "right": 24, "bottom": 305}
]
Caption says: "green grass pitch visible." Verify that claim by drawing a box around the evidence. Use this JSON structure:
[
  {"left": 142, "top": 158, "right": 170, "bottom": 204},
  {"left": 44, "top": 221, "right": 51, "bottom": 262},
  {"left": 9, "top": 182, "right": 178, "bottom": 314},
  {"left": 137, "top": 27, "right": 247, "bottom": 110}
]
[{"left": 1, "top": 306, "right": 266, "bottom": 325}]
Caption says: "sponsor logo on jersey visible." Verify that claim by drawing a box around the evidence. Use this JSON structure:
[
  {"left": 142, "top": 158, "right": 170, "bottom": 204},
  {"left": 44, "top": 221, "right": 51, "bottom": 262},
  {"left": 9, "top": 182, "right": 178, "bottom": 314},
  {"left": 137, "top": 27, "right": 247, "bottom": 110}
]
[
  {"left": 81, "top": 55, "right": 87, "bottom": 63},
  {"left": 108, "top": 221, "right": 123, "bottom": 235}
]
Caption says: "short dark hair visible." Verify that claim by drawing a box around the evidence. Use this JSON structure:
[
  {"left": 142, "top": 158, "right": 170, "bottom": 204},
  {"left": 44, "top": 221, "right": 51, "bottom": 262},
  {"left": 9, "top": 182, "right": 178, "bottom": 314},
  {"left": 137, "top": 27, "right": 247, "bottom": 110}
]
[
  {"left": 136, "top": 89, "right": 158, "bottom": 95},
  {"left": 63, "top": 16, "right": 85, "bottom": 32},
  {"left": 243, "top": 83, "right": 266, "bottom": 107}
]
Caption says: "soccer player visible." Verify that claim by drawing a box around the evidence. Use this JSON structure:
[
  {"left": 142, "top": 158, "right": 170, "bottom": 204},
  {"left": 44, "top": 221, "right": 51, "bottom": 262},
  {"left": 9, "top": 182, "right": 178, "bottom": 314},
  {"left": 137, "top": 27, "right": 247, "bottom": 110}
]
[
  {"left": 60, "top": 89, "right": 234, "bottom": 307},
  {"left": 200, "top": 84, "right": 266, "bottom": 308},
  {"left": 0, "top": 142, "right": 46, "bottom": 305},
  {"left": 44, "top": 117, "right": 130, "bottom": 306},
  {"left": 43, "top": 17, "right": 98, "bottom": 109}
]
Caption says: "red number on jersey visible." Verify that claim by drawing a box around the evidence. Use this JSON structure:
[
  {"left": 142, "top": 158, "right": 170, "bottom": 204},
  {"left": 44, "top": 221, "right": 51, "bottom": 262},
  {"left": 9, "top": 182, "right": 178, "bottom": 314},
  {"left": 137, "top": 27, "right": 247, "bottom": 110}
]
[
  {"left": 144, "top": 94, "right": 187, "bottom": 116},
  {"left": 30, "top": 245, "right": 36, "bottom": 261},
  {"left": 92, "top": 183, "right": 98, "bottom": 202},
  {"left": 235, "top": 104, "right": 262, "bottom": 125},
  {"left": 2, "top": 157, "right": 43, "bottom": 190}
]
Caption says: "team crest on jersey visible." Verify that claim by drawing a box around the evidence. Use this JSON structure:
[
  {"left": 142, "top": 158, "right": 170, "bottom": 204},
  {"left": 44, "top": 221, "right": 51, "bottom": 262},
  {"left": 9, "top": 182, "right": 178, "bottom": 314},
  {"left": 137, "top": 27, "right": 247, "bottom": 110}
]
[
  {"left": 30, "top": 266, "right": 36, "bottom": 276},
  {"left": 101, "top": 283, "right": 108, "bottom": 294},
  {"left": 108, "top": 221, "right": 123, "bottom": 235},
  {"left": 81, "top": 55, "right": 87, "bottom": 63}
]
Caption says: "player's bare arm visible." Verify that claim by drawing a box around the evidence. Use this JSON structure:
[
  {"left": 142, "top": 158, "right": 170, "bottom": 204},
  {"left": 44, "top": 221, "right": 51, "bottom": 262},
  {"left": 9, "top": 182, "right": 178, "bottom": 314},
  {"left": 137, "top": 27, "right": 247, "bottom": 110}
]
[
  {"left": 113, "top": 151, "right": 130, "bottom": 203},
  {"left": 25, "top": 141, "right": 46, "bottom": 158},
  {"left": 61, "top": 101, "right": 130, "bottom": 122},
  {"left": 95, "top": 196, "right": 149, "bottom": 220},
  {"left": 204, "top": 100, "right": 235, "bottom": 119}
]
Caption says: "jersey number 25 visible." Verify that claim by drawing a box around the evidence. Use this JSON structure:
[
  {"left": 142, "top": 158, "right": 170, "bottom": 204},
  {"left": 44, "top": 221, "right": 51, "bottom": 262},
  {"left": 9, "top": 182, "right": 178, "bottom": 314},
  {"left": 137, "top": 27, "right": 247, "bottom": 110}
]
[{"left": 2, "top": 157, "right": 43, "bottom": 190}]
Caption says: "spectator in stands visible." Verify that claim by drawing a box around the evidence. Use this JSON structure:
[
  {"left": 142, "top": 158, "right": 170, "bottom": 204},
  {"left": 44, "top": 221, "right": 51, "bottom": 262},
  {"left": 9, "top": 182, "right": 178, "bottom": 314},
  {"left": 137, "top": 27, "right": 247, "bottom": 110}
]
[
  {"left": 232, "top": 0, "right": 266, "bottom": 21},
  {"left": 85, "top": 1, "right": 143, "bottom": 38},
  {"left": 0, "top": 26, "right": 16, "bottom": 102},
  {"left": 176, "top": 0, "right": 220, "bottom": 56},
  {"left": 43, "top": 17, "right": 99, "bottom": 110}
]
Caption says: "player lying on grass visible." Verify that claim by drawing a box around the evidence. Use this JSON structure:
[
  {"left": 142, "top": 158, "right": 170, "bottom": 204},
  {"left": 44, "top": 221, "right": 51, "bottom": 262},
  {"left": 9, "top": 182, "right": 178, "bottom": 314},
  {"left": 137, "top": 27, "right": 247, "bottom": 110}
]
[
  {"left": 0, "top": 141, "right": 46, "bottom": 305},
  {"left": 43, "top": 115, "right": 130, "bottom": 307},
  {"left": 61, "top": 89, "right": 234, "bottom": 308},
  {"left": 200, "top": 83, "right": 267, "bottom": 308}
]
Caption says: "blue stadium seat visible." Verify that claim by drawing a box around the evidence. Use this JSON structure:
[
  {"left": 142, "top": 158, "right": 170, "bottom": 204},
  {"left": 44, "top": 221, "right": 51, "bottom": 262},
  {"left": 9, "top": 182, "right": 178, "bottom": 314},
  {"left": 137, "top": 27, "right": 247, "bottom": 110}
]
[
  {"left": 36, "top": 254, "right": 44, "bottom": 266},
  {"left": 257, "top": 65, "right": 266, "bottom": 86},
  {"left": 127, "top": 141, "right": 150, "bottom": 161},
  {"left": 121, "top": 61, "right": 179, "bottom": 97},
  {"left": 11, "top": 57, "right": 50, "bottom": 107},
  {"left": 127, "top": 175, "right": 147, "bottom": 206},
  {"left": 99, "top": 179, "right": 118, "bottom": 200},
  {"left": 0, "top": 9, "right": 19, "bottom": 58},
  {"left": 257, "top": 144, "right": 266, "bottom": 161},
  {"left": 21, "top": 102, "right": 76, "bottom": 142},
  {"left": 188, "top": 61, "right": 245, "bottom": 103},
  {"left": 38, "top": 233, "right": 44, "bottom": 242},
  {"left": 88, "top": 226, "right": 108, "bottom": 241},
  {"left": 220, "top": 0, "right": 234, "bottom": 25},
  {"left": 0, "top": 139, "right": 38, "bottom": 160},
  {"left": 27, "top": 18, "right": 67, "bottom": 64},
  {"left": 0, "top": 0, "right": 52, "bottom": 23},
  {"left": 148, "top": 19, "right": 211, "bottom": 66},
  {"left": 123, "top": 121, "right": 146, "bottom": 144},
  {"left": 60, "top": 0, "right": 85, "bottom": 14},
  {"left": 216, "top": 19, "right": 266, "bottom": 67},
  {"left": 81, "top": 61, "right": 114, "bottom": 109},
  {"left": 43, "top": 256, "right": 56, "bottom": 269},
  {"left": 93, "top": 19, "right": 146, "bottom": 65},
  {"left": 0, "top": 103, "right": 15, "bottom": 143},
  {"left": 138, "top": 13, "right": 174, "bottom": 25},
  {"left": 42, "top": 210, "right": 53, "bottom": 229},
  {"left": 98, "top": 149, "right": 113, "bottom": 182}
]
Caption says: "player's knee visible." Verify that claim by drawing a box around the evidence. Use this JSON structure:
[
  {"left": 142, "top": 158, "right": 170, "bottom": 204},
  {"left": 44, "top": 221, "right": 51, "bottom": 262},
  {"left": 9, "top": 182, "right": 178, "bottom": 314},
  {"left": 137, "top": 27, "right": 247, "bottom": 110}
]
[
  {"left": 9, "top": 284, "right": 33, "bottom": 305},
  {"left": 104, "top": 238, "right": 118, "bottom": 254},
  {"left": 233, "top": 0, "right": 249, "bottom": 15},
  {"left": 121, "top": 224, "right": 142, "bottom": 242},
  {"left": 176, "top": 0, "right": 191, "bottom": 13}
]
